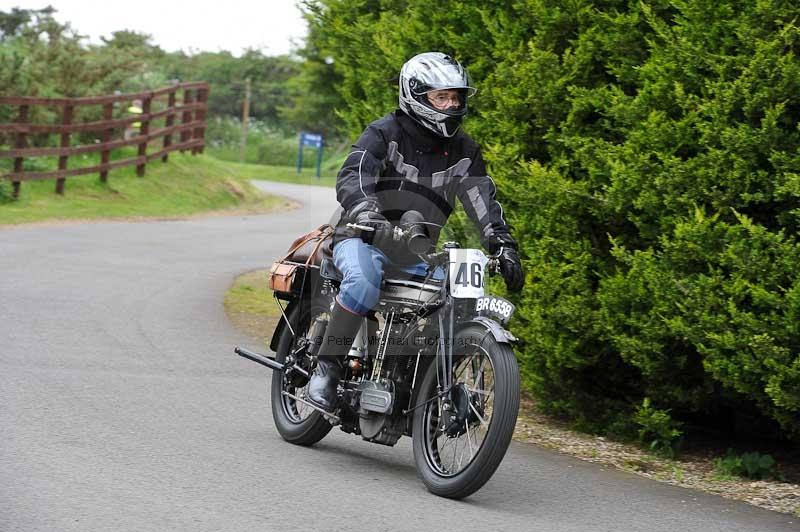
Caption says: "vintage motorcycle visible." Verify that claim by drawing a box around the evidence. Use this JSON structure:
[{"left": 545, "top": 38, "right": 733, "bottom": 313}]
[{"left": 235, "top": 213, "right": 520, "bottom": 499}]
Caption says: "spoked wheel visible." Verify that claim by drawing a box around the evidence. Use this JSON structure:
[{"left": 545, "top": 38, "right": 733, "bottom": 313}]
[
  {"left": 270, "top": 296, "right": 333, "bottom": 445},
  {"left": 412, "top": 325, "right": 520, "bottom": 499}
]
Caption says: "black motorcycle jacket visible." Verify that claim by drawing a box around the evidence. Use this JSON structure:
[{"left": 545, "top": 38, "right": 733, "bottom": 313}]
[{"left": 334, "top": 110, "right": 517, "bottom": 265}]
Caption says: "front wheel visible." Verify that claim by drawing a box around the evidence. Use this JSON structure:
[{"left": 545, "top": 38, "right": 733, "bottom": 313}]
[{"left": 412, "top": 325, "right": 520, "bottom": 499}]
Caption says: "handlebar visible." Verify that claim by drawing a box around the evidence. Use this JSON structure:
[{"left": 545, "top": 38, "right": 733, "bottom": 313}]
[
  {"left": 486, "top": 257, "right": 501, "bottom": 275},
  {"left": 345, "top": 221, "right": 428, "bottom": 253},
  {"left": 419, "top": 243, "right": 501, "bottom": 276},
  {"left": 346, "top": 221, "right": 501, "bottom": 275},
  {"left": 346, "top": 222, "right": 376, "bottom": 232}
]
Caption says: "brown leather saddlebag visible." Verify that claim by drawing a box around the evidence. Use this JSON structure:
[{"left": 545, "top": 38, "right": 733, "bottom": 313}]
[
  {"left": 268, "top": 224, "right": 333, "bottom": 294},
  {"left": 268, "top": 262, "right": 299, "bottom": 293}
]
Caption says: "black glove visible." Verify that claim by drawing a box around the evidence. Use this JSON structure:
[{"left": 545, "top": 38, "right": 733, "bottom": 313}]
[
  {"left": 348, "top": 199, "right": 392, "bottom": 249},
  {"left": 498, "top": 246, "right": 525, "bottom": 292},
  {"left": 485, "top": 234, "right": 525, "bottom": 292}
]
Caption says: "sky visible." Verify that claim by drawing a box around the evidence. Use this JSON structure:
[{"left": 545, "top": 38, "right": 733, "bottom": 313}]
[{"left": 0, "top": 0, "right": 309, "bottom": 56}]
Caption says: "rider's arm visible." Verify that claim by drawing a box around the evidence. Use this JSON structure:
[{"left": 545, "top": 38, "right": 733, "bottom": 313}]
[
  {"left": 456, "top": 147, "right": 518, "bottom": 253},
  {"left": 336, "top": 124, "right": 388, "bottom": 212}
]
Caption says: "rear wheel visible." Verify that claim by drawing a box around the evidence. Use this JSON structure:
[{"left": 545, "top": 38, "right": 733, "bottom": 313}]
[
  {"left": 270, "top": 297, "right": 333, "bottom": 445},
  {"left": 412, "top": 325, "right": 520, "bottom": 499}
]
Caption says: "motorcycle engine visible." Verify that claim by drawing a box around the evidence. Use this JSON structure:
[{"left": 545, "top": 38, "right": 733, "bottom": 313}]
[{"left": 357, "top": 380, "right": 403, "bottom": 446}]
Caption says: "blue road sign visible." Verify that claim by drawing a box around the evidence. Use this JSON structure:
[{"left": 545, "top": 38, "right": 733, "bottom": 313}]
[
  {"left": 297, "top": 132, "right": 324, "bottom": 178},
  {"left": 301, "top": 132, "right": 323, "bottom": 148}
]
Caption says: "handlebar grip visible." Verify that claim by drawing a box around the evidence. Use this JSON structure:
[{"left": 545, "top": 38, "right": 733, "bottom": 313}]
[{"left": 346, "top": 222, "right": 375, "bottom": 232}]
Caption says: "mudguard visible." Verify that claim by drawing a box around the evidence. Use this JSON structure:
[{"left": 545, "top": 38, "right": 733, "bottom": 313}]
[
  {"left": 404, "top": 317, "right": 515, "bottom": 437},
  {"left": 269, "top": 299, "right": 299, "bottom": 352},
  {"left": 458, "top": 316, "right": 517, "bottom": 345}
]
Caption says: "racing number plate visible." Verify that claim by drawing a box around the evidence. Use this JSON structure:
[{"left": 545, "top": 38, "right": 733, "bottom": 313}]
[
  {"left": 475, "top": 296, "right": 516, "bottom": 325},
  {"left": 449, "top": 248, "right": 488, "bottom": 299}
]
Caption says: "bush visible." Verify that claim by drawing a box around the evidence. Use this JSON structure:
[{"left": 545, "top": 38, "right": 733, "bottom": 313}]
[
  {"left": 633, "top": 398, "right": 683, "bottom": 457},
  {"left": 713, "top": 450, "right": 777, "bottom": 480},
  {"left": 304, "top": 0, "right": 800, "bottom": 441}
]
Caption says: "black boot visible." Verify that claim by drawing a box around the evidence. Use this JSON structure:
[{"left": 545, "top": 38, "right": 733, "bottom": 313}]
[{"left": 306, "top": 299, "right": 364, "bottom": 412}]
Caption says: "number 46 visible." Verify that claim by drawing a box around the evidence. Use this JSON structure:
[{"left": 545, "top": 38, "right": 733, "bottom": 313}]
[{"left": 455, "top": 262, "right": 483, "bottom": 288}]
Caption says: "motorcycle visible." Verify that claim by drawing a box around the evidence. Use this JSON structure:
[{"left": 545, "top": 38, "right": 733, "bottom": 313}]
[{"left": 234, "top": 212, "right": 520, "bottom": 499}]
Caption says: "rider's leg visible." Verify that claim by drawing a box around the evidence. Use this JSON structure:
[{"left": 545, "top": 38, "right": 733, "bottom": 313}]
[
  {"left": 306, "top": 238, "right": 386, "bottom": 411},
  {"left": 306, "top": 299, "right": 363, "bottom": 411},
  {"left": 333, "top": 237, "right": 387, "bottom": 316}
]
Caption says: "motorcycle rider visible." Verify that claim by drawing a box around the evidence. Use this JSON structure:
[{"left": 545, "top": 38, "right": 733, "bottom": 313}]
[{"left": 307, "top": 51, "right": 525, "bottom": 412}]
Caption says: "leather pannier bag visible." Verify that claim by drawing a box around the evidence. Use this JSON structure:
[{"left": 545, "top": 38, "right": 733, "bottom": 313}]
[
  {"left": 269, "top": 224, "right": 334, "bottom": 294},
  {"left": 268, "top": 261, "right": 299, "bottom": 293}
]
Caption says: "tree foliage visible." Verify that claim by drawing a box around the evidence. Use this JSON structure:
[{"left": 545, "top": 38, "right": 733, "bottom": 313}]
[
  {"left": 302, "top": 0, "right": 800, "bottom": 440},
  {"left": 0, "top": 7, "right": 308, "bottom": 133}
]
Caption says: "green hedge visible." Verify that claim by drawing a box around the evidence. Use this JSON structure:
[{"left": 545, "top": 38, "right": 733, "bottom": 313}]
[{"left": 304, "top": 0, "right": 800, "bottom": 440}]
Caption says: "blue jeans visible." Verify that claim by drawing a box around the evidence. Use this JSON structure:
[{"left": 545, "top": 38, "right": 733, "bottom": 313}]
[{"left": 333, "top": 237, "right": 442, "bottom": 315}]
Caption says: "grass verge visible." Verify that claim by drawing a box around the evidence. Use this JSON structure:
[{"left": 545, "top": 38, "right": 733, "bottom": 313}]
[
  {"left": 0, "top": 152, "right": 300, "bottom": 225},
  {"left": 224, "top": 269, "right": 283, "bottom": 347},
  {"left": 216, "top": 158, "right": 337, "bottom": 188}
]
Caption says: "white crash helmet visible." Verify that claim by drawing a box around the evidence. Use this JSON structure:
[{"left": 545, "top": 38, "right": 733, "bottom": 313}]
[{"left": 398, "top": 52, "right": 477, "bottom": 138}]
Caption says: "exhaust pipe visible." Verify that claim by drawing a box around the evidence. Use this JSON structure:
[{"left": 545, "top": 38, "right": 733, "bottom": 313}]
[
  {"left": 235, "top": 346, "right": 338, "bottom": 422},
  {"left": 234, "top": 346, "right": 310, "bottom": 375}
]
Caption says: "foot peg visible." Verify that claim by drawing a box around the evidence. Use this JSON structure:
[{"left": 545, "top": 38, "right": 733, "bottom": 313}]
[{"left": 282, "top": 391, "right": 340, "bottom": 424}]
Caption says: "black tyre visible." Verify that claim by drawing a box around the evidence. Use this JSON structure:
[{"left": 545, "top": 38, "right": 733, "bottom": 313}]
[
  {"left": 412, "top": 324, "right": 520, "bottom": 499},
  {"left": 270, "top": 297, "right": 333, "bottom": 445}
]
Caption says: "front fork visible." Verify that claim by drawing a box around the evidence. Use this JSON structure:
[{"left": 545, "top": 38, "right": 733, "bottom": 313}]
[{"left": 436, "top": 301, "right": 456, "bottom": 412}]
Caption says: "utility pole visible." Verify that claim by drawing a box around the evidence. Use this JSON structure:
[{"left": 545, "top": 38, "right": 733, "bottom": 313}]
[{"left": 239, "top": 77, "right": 251, "bottom": 163}]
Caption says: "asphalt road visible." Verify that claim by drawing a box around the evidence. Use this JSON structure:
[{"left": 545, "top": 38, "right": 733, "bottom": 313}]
[{"left": 1, "top": 180, "right": 797, "bottom": 532}]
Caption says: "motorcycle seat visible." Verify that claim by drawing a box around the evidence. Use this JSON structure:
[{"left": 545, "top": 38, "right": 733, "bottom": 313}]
[
  {"left": 320, "top": 258, "right": 441, "bottom": 287},
  {"left": 320, "top": 258, "right": 343, "bottom": 282}
]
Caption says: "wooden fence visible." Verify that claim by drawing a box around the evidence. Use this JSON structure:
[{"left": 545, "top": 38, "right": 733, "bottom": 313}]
[{"left": 0, "top": 81, "right": 209, "bottom": 197}]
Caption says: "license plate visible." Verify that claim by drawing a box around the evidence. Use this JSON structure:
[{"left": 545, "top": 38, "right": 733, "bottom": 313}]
[{"left": 475, "top": 296, "right": 515, "bottom": 325}]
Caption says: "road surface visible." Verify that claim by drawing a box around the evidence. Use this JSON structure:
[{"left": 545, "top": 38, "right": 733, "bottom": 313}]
[{"left": 0, "top": 181, "right": 796, "bottom": 531}]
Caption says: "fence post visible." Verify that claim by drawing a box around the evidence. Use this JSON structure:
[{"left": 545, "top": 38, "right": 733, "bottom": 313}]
[
  {"left": 136, "top": 96, "right": 151, "bottom": 177},
  {"left": 162, "top": 88, "right": 177, "bottom": 162},
  {"left": 193, "top": 86, "right": 208, "bottom": 155},
  {"left": 239, "top": 78, "right": 250, "bottom": 162},
  {"left": 55, "top": 104, "right": 73, "bottom": 195},
  {"left": 100, "top": 102, "right": 113, "bottom": 182},
  {"left": 12, "top": 105, "right": 29, "bottom": 199},
  {"left": 180, "top": 88, "right": 194, "bottom": 152}
]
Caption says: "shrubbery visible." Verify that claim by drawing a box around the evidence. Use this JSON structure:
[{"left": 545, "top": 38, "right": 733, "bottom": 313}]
[
  {"left": 303, "top": 0, "right": 800, "bottom": 441},
  {"left": 206, "top": 116, "right": 345, "bottom": 170},
  {"left": 714, "top": 450, "right": 778, "bottom": 480}
]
